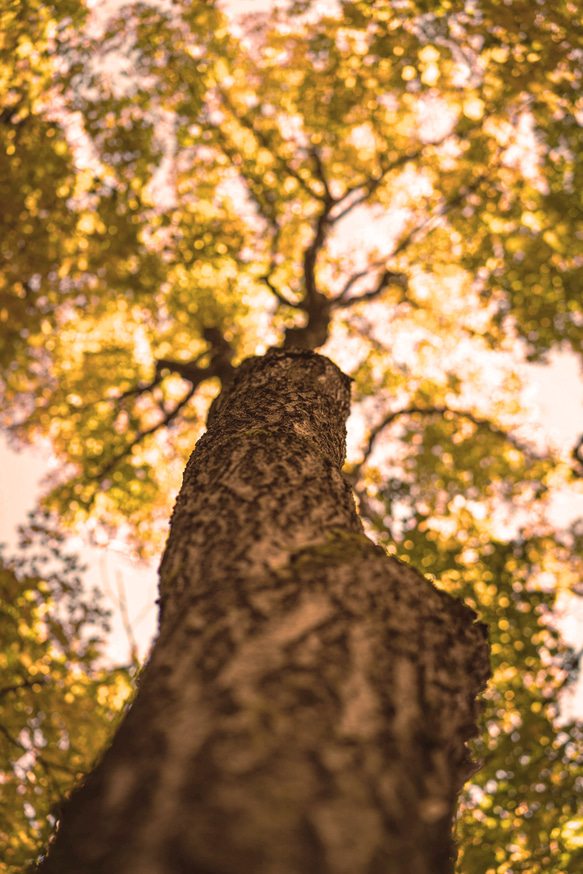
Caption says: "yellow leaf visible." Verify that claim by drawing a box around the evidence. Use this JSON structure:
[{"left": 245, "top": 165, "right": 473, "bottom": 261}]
[
  {"left": 463, "top": 97, "right": 485, "bottom": 120},
  {"left": 421, "top": 63, "right": 439, "bottom": 86},
  {"left": 78, "top": 214, "right": 96, "bottom": 234},
  {"left": 490, "top": 47, "right": 509, "bottom": 63},
  {"left": 215, "top": 58, "right": 229, "bottom": 81},
  {"left": 419, "top": 46, "right": 440, "bottom": 63},
  {"left": 543, "top": 230, "right": 563, "bottom": 251}
]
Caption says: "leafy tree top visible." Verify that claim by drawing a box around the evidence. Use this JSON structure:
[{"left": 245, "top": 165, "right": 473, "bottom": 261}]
[{"left": 3, "top": 0, "right": 583, "bottom": 550}]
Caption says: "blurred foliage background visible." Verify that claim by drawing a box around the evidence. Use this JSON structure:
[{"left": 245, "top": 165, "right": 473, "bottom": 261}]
[{"left": 1, "top": 0, "right": 583, "bottom": 871}]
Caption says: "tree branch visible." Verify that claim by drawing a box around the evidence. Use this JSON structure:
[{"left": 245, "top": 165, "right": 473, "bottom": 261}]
[
  {"left": 212, "top": 124, "right": 280, "bottom": 229},
  {"left": 572, "top": 433, "right": 583, "bottom": 478},
  {"left": 309, "top": 147, "right": 334, "bottom": 204},
  {"left": 334, "top": 259, "right": 389, "bottom": 302},
  {"left": 328, "top": 144, "right": 441, "bottom": 225},
  {"left": 0, "top": 721, "right": 28, "bottom": 752},
  {"left": 274, "top": 149, "right": 337, "bottom": 348},
  {"left": 331, "top": 168, "right": 493, "bottom": 314},
  {"left": 94, "top": 385, "right": 197, "bottom": 486},
  {"left": 352, "top": 405, "right": 542, "bottom": 478},
  {"left": 91, "top": 331, "right": 235, "bottom": 492},
  {"left": 0, "top": 679, "right": 44, "bottom": 699},
  {"left": 218, "top": 88, "right": 326, "bottom": 202},
  {"left": 158, "top": 326, "right": 235, "bottom": 387},
  {"left": 109, "top": 374, "right": 164, "bottom": 406},
  {"left": 0, "top": 720, "right": 75, "bottom": 803},
  {"left": 259, "top": 272, "right": 300, "bottom": 308},
  {"left": 302, "top": 201, "right": 331, "bottom": 304},
  {"left": 155, "top": 359, "right": 208, "bottom": 385},
  {"left": 332, "top": 268, "right": 409, "bottom": 310}
]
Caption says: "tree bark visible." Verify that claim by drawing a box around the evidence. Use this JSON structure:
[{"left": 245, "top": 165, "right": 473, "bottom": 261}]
[{"left": 37, "top": 348, "right": 490, "bottom": 874}]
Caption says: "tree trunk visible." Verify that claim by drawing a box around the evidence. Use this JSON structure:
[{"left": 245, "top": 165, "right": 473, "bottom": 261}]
[{"left": 37, "top": 348, "right": 490, "bottom": 874}]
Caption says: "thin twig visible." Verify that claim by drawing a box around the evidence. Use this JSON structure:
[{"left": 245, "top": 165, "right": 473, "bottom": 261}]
[
  {"left": 332, "top": 170, "right": 491, "bottom": 311},
  {"left": 218, "top": 88, "right": 325, "bottom": 201},
  {"left": 354, "top": 405, "right": 542, "bottom": 476},
  {"left": 328, "top": 138, "right": 453, "bottom": 225},
  {"left": 213, "top": 125, "right": 280, "bottom": 228},
  {"left": 0, "top": 721, "right": 29, "bottom": 751},
  {"left": 0, "top": 680, "right": 44, "bottom": 699},
  {"left": 94, "top": 385, "right": 196, "bottom": 484},
  {"left": 106, "top": 374, "right": 164, "bottom": 406},
  {"left": 332, "top": 269, "right": 408, "bottom": 310},
  {"left": 115, "top": 568, "right": 139, "bottom": 664},
  {"left": 335, "top": 258, "right": 390, "bottom": 301},
  {"left": 259, "top": 272, "right": 300, "bottom": 308}
]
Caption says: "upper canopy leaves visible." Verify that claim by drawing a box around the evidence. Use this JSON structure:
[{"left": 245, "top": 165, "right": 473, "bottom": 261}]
[{"left": 2, "top": 0, "right": 583, "bottom": 543}]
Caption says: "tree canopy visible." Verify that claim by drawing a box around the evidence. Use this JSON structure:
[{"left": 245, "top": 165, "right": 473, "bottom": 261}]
[
  {"left": 1, "top": 0, "right": 583, "bottom": 871},
  {"left": 0, "top": 513, "right": 133, "bottom": 872}
]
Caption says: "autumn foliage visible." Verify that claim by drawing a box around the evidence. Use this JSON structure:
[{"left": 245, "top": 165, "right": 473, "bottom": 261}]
[{"left": 1, "top": 1, "right": 583, "bottom": 871}]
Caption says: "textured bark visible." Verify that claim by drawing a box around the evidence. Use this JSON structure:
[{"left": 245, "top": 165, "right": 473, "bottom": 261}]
[{"left": 37, "top": 348, "right": 490, "bottom": 874}]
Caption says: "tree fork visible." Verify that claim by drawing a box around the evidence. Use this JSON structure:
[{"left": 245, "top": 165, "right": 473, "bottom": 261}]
[{"left": 37, "top": 348, "right": 490, "bottom": 874}]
